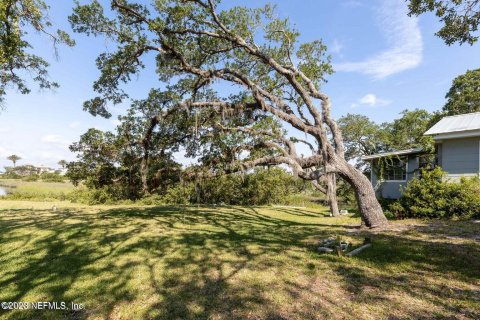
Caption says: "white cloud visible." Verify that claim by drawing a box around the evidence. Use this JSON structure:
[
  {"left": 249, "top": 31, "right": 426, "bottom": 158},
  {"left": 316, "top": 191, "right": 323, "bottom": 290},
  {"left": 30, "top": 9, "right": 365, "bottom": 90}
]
[
  {"left": 173, "top": 150, "right": 197, "bottom": 167},
  {"left": 69, "top": 121, "right": 81, "bottom": 129},
  {"left": 351, "top": 94, "right": 391, "bottom": 108},
  {"left": 336, "top": 0, "right": 422, "bottom": 79},
  {"left": 0, "top": 126, "right": 11, "bottom": 133},
  {"left": 0, "top": 146, "right": 13, "bottom": 158},
  {"left": 40, "top": 151, "right": 65, "bottom": 161},
  {"left": 331, "top": 39, "right": 343, "bottom": 54},
  {"left": 41, "top": 134, "right": 70, "bottom": 146},
  {"left": 111, "top": 119, "right": 122, "bottom": 126},
  {"left": 0, "top": 130, "right": 74, "bottom": 169}
]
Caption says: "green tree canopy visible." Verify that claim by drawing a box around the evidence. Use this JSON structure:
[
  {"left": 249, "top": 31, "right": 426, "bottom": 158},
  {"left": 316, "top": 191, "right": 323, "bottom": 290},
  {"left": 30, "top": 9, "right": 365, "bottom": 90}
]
[
  {"left": 58, "top": 160, "right": 68, "bottom": 169},
  {"left": 443, "top": 68, "right": 480, "bottom": 115},
  {"left": 68, "top": 89, "right": 193, "bottom": 198},
  {"left": 67, "top": 129, "right": 120, "bottom": 189},
  {"left": 6, "top": 154, "right": 21, "bottom": 167},
  {"left": 338, "top": 114, "right": 387, "bottom": 163},
  {"left": 339, "top": 109, "right": 435, "bottom": 174},
  {"left": 0, "top": 0, "right": 74, "bottom": 105},
  {"left": 408, "top": 0, "right": 480, "bottom": 45},
  {"left": 385, "top": 108, "right": 434, "bottom": 152},
  {"left": 339, "top": 109, "right": 434, "bottom": 155}
]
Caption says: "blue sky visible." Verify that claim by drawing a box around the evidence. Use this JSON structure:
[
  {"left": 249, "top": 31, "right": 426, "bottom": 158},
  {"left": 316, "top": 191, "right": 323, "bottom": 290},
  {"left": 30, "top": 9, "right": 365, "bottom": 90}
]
[{"left": 1, "top": 0, "right": 479, "bottom": 169}]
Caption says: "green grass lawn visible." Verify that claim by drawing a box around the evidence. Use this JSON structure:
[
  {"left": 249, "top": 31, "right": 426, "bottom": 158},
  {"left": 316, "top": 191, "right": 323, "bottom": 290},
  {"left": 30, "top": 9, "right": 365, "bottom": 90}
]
[
  {"left": 0, "top": 201, "right": 479, "bottom": 319},
  {"left": 0, "top": 180, "right": 75, "bottom": 201}
]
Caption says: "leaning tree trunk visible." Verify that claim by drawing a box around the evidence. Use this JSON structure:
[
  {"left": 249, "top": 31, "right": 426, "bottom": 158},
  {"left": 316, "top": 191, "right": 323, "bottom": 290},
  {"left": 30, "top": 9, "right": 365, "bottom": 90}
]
[
  {"left": 326, "top": 173, "right": 340, "bottom": 217},
  {"left": 335, "top": 158, "right": 387, "bottom": 228},
  {"left": 140, "top": 156, "right": 149, "bottom": 195}
]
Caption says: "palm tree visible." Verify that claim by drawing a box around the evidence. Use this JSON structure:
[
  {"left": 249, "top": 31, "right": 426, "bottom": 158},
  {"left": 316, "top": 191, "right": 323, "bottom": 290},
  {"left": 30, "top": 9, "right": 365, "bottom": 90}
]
[
  {"left": 7, "top": 155, "right": 21, "bottom": 167},
  {"left": 58, "top": 160, "right": 68, "bottom": 169}
]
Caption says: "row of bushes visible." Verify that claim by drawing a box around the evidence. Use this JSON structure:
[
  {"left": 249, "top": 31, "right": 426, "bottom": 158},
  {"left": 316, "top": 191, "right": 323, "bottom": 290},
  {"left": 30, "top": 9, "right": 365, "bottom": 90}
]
[
  {"left": 4, "top": 165, "right": 478, "bottom": 220},
  {"left": 1, "top": 184, "right": 138, "bottom": 204},
  {"left": 23, "top": 172, "right": 66, "bottom": 182},
  {"left": 383, "top": 168, "right": 480, "bottom": 219},
  {"left": 3, "top": 191, "right": 71, "bottom": 202},
  {"left": 0, "top": 172, "right": 66, "bottom": 182},
  {"left": 1, "top": 167, "right": 329, "bottom": 207},
  {"left": 67, "top": 168, "right": 325, "bottom": 206}
]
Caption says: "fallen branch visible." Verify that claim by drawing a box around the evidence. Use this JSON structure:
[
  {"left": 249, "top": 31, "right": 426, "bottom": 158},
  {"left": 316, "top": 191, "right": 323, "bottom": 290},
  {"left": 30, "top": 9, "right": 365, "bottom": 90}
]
[{"left": 346, "top": 243, "right": 372, "bottom": 257}]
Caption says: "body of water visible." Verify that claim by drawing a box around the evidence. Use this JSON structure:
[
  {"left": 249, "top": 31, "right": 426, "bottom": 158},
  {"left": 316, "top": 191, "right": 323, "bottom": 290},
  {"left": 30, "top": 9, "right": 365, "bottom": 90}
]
[{"left": 0, "top": 186, "right": 8, "bottom": 196}]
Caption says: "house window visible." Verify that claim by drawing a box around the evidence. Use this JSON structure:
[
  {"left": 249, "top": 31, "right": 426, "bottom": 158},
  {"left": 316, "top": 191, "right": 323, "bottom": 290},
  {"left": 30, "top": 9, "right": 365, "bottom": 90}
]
[{"left": 384, "top": 158, "right": 407, "bottom": 181}]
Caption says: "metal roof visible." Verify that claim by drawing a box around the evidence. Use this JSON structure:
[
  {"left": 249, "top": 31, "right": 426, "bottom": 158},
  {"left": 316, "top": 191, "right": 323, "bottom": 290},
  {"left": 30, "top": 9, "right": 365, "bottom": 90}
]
[
  {"left": 424, "top": 112, "right": 480, "bottom": 136},
  {"left": 361, "top": 147, "right": 423, "bottom": 161}
]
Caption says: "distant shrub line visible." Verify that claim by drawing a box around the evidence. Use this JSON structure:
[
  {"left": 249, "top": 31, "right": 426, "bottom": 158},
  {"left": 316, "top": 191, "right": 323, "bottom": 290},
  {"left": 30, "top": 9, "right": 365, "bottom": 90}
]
[
  {"left": 3, "top": 167, "right": 479, "bottom": 220},
  {"left": 1, "top": 168, "right": 328, "bottom": 207},
  {"left": 67, "top": 168, "right": 326, "bottom": 207},
  {"left": 0, "top": 172, "right": 67, "bottom": 182}
]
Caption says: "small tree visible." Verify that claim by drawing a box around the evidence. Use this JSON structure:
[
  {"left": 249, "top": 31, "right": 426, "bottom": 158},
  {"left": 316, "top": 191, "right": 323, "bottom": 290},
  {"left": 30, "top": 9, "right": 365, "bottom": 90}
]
[
  {"left": 443, "top": 68, "right": 480, "bottom": 115},
  {"left": 68, "top": 92, "right": 189, "bottom": 199},
  {"left": 116, "top": 89, "right": 193, "bottom": 194},
  {"left": 7, "top": 154, "right": 21, "bottom": 167},
  {"left": 58, "top": 160, "right": 68, "bottom": 169}
]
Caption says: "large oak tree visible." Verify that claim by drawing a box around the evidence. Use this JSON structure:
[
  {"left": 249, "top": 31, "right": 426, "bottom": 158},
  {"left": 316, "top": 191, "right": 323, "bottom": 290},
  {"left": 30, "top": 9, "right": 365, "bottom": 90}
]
[{"left": 70, "top": 0, "right": 387, "bottom": 227}]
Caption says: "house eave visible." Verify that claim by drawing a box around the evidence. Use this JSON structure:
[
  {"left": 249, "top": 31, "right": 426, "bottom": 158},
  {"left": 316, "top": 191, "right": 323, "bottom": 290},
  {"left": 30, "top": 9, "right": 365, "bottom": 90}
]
[
  {"left": 426, "top": 129, "right": 480, "bottom": 141},
  {"left": 361, "top": 147, "right": 424, "bottom": 161}
]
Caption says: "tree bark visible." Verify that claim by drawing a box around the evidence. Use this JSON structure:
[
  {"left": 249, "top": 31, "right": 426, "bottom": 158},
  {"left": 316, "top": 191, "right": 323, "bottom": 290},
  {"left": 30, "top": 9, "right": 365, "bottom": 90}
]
[
  {"left": 326, "top": 173, "right": 340, "bottom": 217},
  {"left": 140, "top": 155, "right": 149, "bottom": 195},
  {"left": 336, "top": 159, "right": 387, "bottom": 228},
  {"left": 311, "top": 177, "right": 339, "bottom": 217},
  {"left": 139, "top": 116, "right": 159, "bottom": 195}
]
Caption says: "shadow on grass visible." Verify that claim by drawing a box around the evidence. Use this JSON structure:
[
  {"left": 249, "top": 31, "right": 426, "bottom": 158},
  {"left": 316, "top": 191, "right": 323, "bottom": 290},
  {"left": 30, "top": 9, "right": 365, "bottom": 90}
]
[
  {"left": 325, "top": 226, "right": 480, "bottom": 319},
  {"left": 0, "top": 206, "right": 479, "bottom": 319}
]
